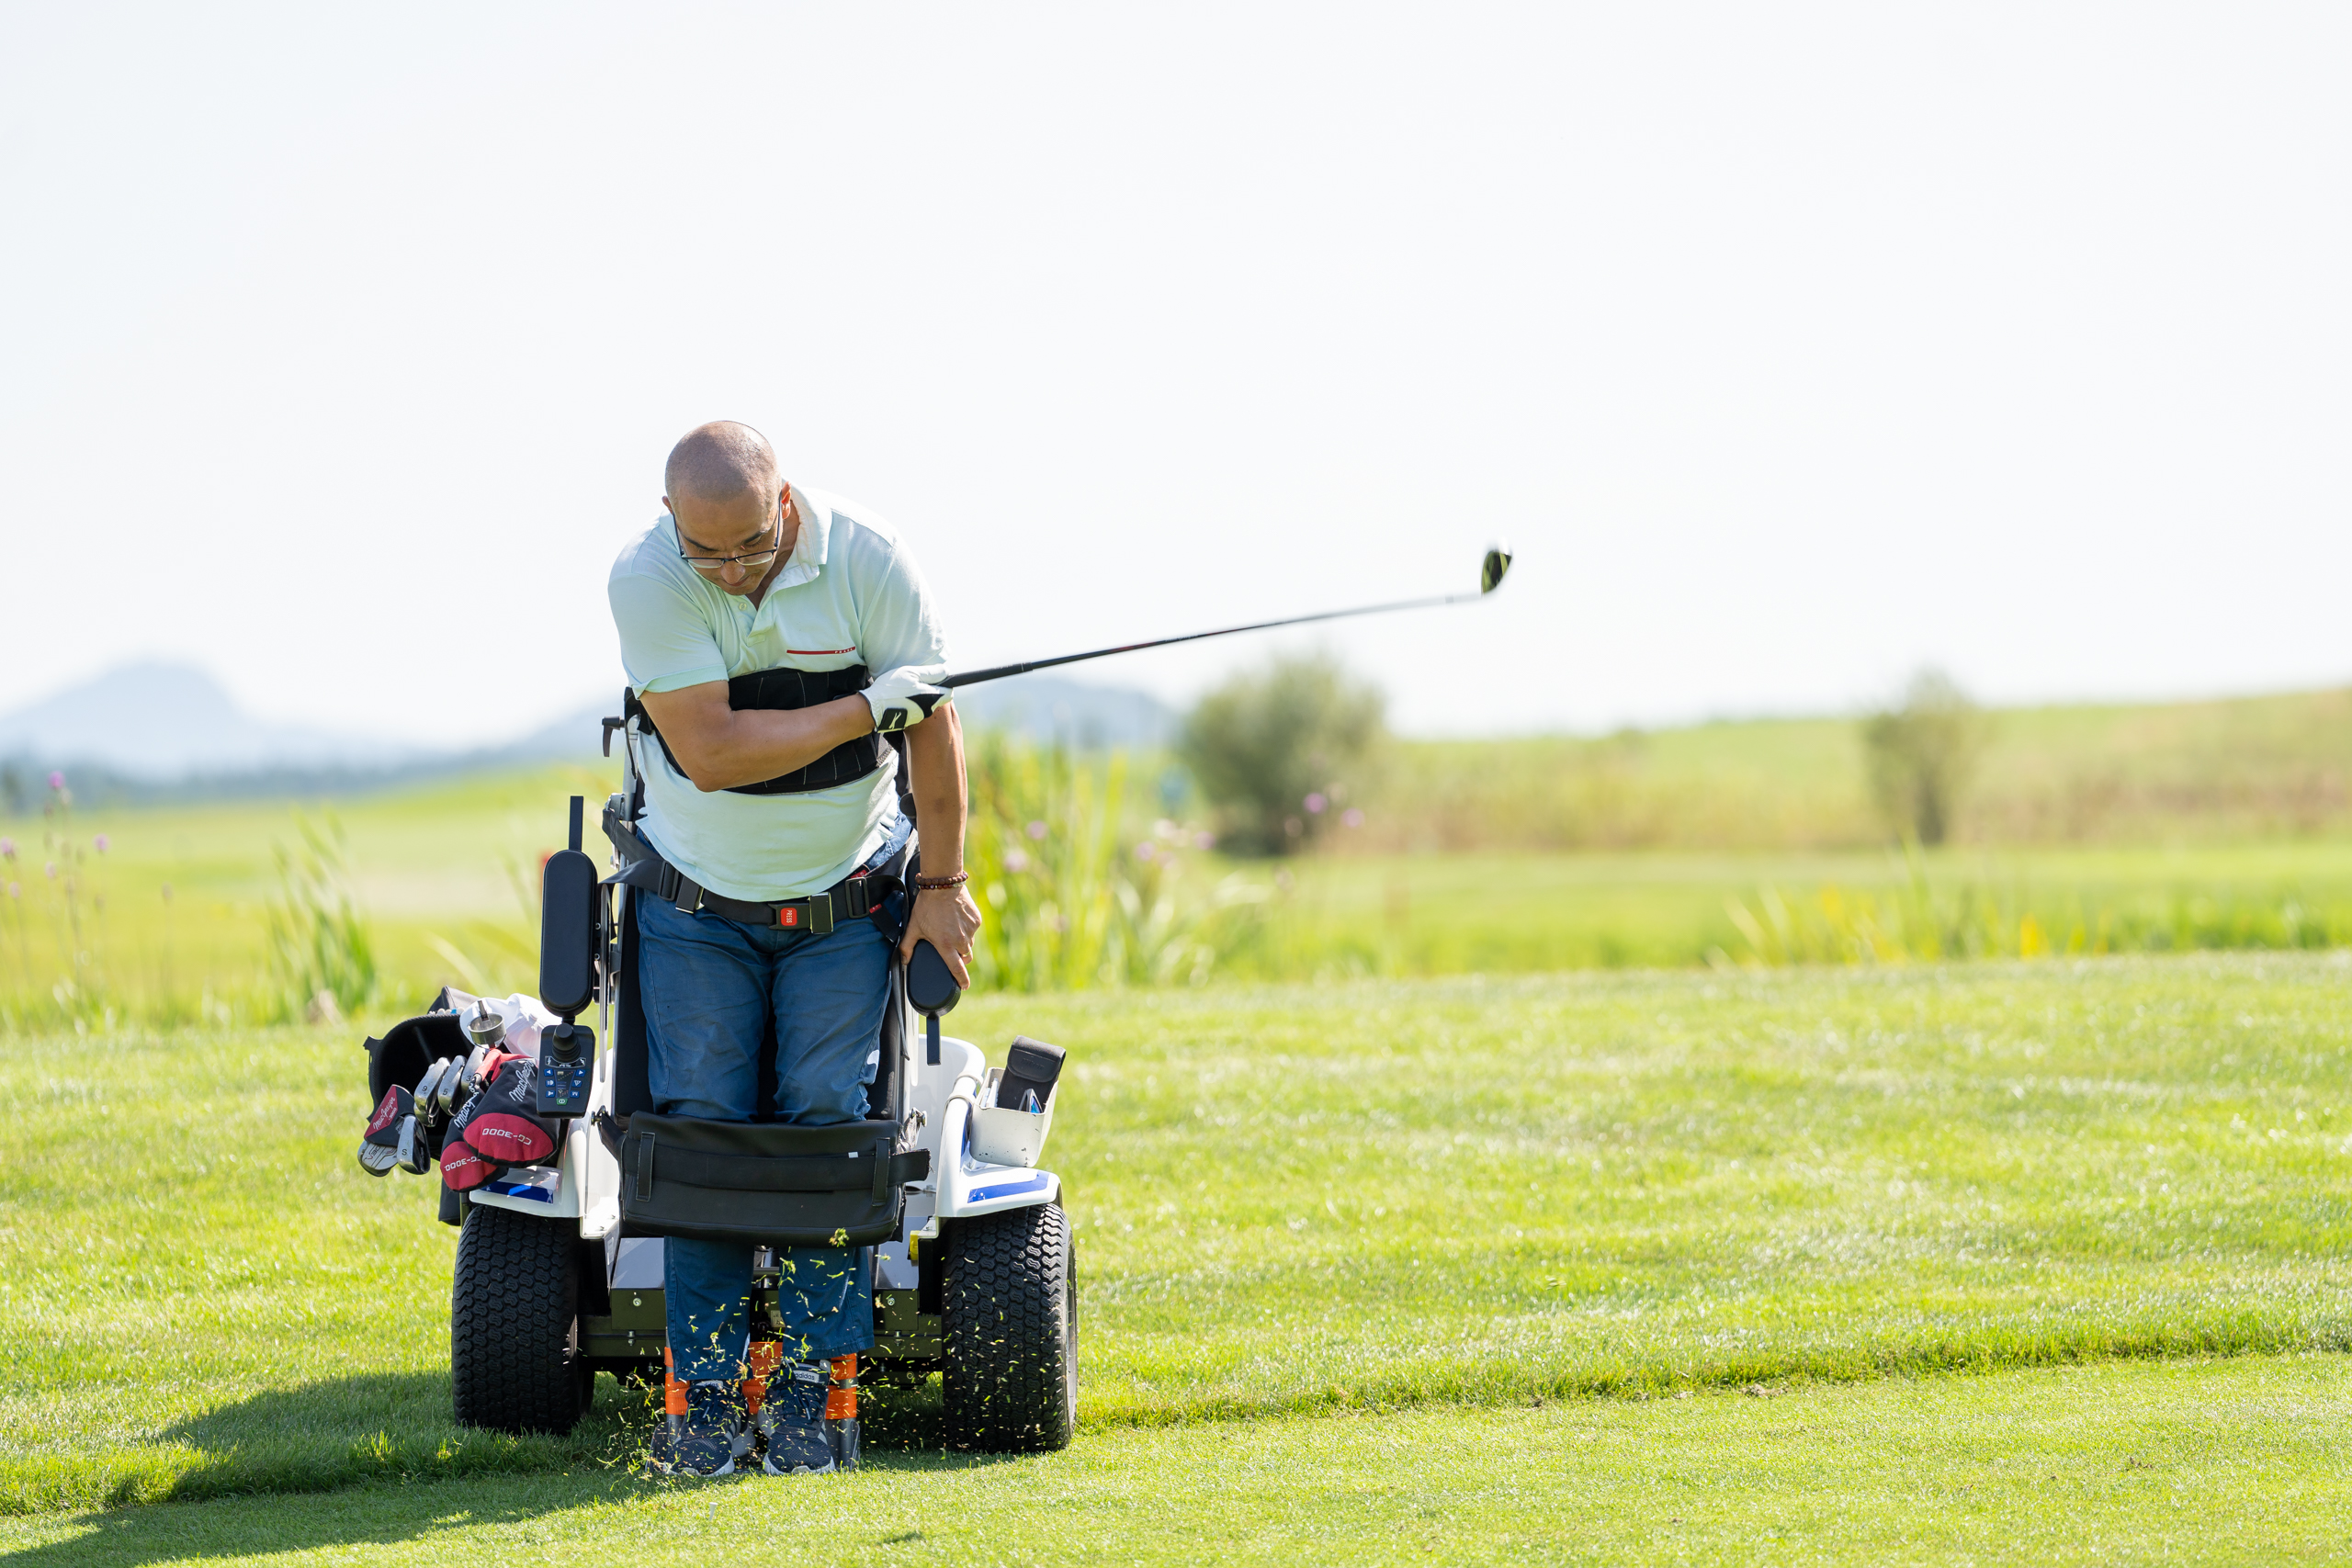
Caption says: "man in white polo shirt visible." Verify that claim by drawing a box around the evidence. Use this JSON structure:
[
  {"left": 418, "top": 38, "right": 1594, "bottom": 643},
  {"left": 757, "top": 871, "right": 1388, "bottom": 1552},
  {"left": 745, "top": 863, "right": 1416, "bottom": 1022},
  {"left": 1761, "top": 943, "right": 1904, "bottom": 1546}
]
[{"left": 607, "top": 420, "right": 980, "bottom": 1477}]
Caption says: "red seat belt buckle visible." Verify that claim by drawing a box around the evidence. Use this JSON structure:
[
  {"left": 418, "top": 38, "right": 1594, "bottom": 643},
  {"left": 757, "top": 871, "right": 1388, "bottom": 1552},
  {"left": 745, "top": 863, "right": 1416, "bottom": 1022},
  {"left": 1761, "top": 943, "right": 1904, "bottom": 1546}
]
[{"left": 777, "top": 906, "right": 800, "bottom": 929}]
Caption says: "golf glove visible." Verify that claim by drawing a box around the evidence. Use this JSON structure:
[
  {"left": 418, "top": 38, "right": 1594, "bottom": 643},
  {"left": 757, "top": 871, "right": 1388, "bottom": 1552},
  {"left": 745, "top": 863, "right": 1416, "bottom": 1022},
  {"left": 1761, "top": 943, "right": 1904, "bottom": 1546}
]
[{"left": 864, "top": 664, "right": 951, "bottom": 735}]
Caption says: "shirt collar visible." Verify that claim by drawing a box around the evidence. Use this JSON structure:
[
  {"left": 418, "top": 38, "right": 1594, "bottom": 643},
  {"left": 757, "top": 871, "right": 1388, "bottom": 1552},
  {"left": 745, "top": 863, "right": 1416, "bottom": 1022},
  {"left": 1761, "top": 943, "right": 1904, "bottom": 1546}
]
[{"left": 764, "top": 484, "right": 829, "bottom": 592}]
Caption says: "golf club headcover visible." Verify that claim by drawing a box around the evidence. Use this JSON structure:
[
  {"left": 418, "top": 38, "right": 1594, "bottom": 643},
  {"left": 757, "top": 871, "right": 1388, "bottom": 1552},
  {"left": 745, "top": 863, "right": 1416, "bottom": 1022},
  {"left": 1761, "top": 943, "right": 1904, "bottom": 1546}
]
[
  {"left": 448, "top": 1053, "right": 559, "bottom": 1166},
  {"left": 864, "top": 663, "right": 951, "bottom": 735},
  {"left": 363, "top": 1086, "right": 414, "bottom": 1147},
  {"left": 439, "top": 1135, "right": 498, "bottom": 1191}
]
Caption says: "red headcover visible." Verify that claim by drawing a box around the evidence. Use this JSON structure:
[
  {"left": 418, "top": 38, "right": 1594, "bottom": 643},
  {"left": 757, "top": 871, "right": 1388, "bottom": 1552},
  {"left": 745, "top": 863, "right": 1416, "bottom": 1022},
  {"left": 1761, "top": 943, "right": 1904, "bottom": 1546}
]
[
  {"left": 364, "top": 1086, "right": 412, "bottom": 1145},
  {"left": 447, "top": 1054, "right": 560, "bottom": 1167},
  {"left": 465, "top": 1113, "right": 556, "bottom": 1165},
  {"left": 439, "top": 1137, "right": 497, "bottom": 1191}
]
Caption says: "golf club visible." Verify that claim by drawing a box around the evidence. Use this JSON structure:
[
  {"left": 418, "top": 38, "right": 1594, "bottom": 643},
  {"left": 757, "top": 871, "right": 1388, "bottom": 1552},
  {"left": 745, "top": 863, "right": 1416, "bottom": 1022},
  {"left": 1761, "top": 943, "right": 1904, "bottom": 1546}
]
[
  {"left": 436, "top": 1060, "right": 466, "bottom": 1122},
  {"left": 942, "top": 546, "right": 1512, "bottom": 690},
  {"left": 415, "top": 1058, "right": 453, "bottom": 1128}
]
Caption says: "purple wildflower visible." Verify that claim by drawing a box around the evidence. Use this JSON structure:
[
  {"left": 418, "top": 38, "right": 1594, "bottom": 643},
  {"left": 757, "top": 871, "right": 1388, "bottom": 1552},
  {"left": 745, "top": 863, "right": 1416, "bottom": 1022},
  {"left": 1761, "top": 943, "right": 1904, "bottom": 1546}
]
[
  {"left": 1304, "top": 793, "right": 1327, "bottom": 815},
  {"left": 1025, "top": 820, "right": 1048, "bottom": 841},
  {"left": 94, "top": 834, "right": 109, "bottom": 853},
  {"left": 47, "top": 772, "right": 64, "bottom": 790}
]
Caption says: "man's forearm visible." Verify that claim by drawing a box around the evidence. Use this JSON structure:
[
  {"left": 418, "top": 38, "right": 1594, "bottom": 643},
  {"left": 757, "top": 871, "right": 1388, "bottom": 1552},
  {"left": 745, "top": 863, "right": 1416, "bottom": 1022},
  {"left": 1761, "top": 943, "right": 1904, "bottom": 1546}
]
[
  {"left": 672, "top": 697, "right": 873, "bottom": 792},
  {"left": 906, "top": 705, "right": 967, "bottom": 871}
]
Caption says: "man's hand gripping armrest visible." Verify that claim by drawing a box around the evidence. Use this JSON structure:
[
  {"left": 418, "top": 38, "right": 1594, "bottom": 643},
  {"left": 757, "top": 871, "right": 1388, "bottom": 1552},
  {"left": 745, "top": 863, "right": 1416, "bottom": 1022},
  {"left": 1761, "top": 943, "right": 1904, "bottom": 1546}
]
[{"left": 900, "top": 698, "right": 981, "bottom": 987}]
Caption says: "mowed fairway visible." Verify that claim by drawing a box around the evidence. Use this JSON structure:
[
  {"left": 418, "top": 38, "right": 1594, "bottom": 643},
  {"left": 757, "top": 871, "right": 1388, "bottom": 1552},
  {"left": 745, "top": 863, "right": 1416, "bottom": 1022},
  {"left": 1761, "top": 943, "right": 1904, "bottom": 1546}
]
[{"left": 5, "top": 953, "right": 2352, "bottom": 1561}]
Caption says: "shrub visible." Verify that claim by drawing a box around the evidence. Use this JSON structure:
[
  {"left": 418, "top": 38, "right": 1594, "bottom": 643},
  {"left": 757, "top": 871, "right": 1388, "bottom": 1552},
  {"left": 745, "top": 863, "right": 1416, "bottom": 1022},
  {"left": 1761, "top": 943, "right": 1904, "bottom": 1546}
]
[
  {"left": 1861, "top": 669, "right": 1984, "bottom": 846},
  {"left": 1178, "top": 653, "right": 1386, "bottom": 856}
]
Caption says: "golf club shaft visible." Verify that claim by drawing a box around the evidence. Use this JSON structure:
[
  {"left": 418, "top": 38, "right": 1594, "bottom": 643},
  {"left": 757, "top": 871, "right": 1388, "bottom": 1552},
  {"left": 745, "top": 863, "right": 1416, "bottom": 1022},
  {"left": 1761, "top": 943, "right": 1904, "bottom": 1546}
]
[{"left": 943, "top": 589, "right": 1487, "bottom": 690}]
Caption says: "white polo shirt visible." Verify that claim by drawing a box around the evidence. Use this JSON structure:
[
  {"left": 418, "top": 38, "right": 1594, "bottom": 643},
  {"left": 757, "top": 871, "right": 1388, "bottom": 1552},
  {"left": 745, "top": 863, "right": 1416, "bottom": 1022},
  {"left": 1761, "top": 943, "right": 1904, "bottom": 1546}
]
[{"left": 607, "top": 485, "right": 948, "bottom": 902}]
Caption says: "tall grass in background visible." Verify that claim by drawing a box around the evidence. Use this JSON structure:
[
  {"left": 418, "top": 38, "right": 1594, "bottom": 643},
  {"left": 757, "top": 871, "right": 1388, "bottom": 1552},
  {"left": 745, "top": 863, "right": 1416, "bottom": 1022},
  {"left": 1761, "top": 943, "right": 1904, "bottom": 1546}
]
[
  {"left": 261, "top": 814, "right": 379, "bottom": 1024},
  {"left": 10, "top": 682, "right": 2352, "bottom": 1032},
  {"left": 963, "top": 734, "right": 1252, "bottom": 990},
  {"left": 1345, "top": 685, "right": 2352, "bottom": 855},
  {"left": 1721, "top": 844, "right": 2351, "bottom": 969},
  {"left": 0, "top": 772, "right": 117, "bottom": 1029}
]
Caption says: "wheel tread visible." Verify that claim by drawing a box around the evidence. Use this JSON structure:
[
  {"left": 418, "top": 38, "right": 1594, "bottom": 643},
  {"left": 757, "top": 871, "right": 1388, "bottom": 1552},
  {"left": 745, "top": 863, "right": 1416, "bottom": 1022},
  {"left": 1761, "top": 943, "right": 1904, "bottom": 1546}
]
[
  {"left": 941, "top": 1202, "right": 1076, "bottom": 1452},
  {"left": 451, "top": 1202, "right": 592, "bottom": 1435}
]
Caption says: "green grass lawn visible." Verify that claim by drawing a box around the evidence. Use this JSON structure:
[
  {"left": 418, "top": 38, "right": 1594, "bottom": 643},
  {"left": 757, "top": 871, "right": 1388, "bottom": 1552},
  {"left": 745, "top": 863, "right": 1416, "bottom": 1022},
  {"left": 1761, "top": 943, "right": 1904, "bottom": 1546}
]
[
  {"left": 6, "top": 1356, "right": 2351, "bottom": 1564},
  {"left": 4, "top": 953, "right": 2350, "bottom": 1560}
]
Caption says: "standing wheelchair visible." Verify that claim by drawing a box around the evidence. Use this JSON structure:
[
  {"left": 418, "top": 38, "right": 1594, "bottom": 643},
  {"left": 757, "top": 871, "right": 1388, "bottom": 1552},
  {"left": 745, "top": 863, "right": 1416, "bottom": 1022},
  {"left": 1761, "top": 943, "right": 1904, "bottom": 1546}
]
[{"left": 358, "top": 705, "right": 1076, "bottom": 1458}]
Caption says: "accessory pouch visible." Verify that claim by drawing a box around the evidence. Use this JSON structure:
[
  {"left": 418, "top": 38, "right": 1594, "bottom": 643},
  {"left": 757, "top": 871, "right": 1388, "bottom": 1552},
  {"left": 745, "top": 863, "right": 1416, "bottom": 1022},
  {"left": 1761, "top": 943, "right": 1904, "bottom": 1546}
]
[{"left": 618, "top": 1112, "right": 931, "bottom": 1247}]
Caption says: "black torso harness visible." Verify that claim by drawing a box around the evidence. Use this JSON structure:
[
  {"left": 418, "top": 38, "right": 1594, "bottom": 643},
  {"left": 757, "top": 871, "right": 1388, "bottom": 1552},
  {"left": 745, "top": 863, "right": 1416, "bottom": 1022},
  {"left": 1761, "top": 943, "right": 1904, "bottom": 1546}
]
[
  {"left": 605, "top": 662, "right": 911, "bottom": 934},
  {"left": 621, "top": 662, "right": 882, "bottom": 795}
]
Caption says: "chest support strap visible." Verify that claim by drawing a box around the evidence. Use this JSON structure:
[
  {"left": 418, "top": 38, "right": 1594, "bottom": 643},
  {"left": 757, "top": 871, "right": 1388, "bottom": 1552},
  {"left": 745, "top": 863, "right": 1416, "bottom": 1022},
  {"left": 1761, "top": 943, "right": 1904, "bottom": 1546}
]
[{"left": 624, "top": 664, "right": 884, "bottom": 795}]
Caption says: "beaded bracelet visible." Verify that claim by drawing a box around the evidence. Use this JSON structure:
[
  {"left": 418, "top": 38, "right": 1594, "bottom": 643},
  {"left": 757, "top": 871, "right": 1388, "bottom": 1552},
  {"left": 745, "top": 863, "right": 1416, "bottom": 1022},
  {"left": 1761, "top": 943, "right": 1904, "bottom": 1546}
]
[{"left": 912, "top": 871, "right": 970, "bottom": 890}]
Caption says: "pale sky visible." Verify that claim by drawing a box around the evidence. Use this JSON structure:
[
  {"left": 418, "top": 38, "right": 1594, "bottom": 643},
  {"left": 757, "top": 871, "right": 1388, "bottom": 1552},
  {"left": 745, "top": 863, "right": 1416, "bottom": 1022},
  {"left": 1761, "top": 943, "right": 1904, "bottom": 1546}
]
[{"left": 4, "top": 4, "right": 2346, "bottom": 747}]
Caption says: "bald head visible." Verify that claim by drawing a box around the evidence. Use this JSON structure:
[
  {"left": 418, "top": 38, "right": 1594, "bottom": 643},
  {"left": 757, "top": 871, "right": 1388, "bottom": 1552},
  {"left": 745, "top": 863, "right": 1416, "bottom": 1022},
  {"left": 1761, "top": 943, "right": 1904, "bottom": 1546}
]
[{"left": 665, "top": 421, "right": 780, "bottom": 510}]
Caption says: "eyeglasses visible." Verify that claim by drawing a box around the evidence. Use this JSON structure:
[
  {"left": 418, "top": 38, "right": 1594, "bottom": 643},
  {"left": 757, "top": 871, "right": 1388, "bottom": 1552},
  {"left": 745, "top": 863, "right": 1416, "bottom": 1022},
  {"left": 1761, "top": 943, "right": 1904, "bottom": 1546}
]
[{"left": 677, "top": 502, "right": 785, "bottom": 571}]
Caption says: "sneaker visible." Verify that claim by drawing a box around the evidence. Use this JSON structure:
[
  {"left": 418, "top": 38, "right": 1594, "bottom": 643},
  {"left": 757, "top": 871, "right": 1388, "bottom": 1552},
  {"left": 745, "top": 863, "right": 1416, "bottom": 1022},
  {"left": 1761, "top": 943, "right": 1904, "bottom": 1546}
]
[
  {"left": 650, "top": 1380, "right": 742, "bottom": 1477},
  {"left": 760, "top": 1361, "right": 838, "bottom": 1476}
]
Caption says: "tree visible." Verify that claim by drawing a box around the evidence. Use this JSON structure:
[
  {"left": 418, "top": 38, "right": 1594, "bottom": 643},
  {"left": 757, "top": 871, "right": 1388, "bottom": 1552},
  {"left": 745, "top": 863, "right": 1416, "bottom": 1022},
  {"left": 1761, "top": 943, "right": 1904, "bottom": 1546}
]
[
  {"left": 1861, "top": 669, "right": 1984, "bottom": 846},
  {"left": 1179, "top": 653, "right": 1386, "bottom": 857}
]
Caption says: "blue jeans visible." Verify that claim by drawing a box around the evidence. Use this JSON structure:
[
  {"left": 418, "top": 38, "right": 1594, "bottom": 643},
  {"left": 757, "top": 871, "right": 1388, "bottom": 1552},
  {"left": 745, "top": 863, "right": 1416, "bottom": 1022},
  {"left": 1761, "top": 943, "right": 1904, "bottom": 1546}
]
[{"left": 636, "top": 893, "right": 891, "bottom": 1382}]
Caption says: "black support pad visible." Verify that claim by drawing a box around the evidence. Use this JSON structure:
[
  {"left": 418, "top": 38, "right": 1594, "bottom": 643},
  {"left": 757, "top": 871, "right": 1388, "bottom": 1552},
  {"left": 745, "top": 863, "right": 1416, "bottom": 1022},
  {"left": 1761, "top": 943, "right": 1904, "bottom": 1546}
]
[
  {"left": 624, "top": 665, "right": 884, "bottom": 795},
  {"left": 618, "top": 1111, "right": 928, "bottom": 1247}
]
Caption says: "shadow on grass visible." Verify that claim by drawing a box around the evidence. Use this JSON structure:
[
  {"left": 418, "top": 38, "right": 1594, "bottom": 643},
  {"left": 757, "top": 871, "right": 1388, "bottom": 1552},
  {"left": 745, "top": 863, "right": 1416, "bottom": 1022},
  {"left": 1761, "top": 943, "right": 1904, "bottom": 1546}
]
[
  {"left": 5, "top": 1370, "right": 1010, "bottom": 1562},
  {"left": 2, "top": 1475, "right": 649, "bottom": 1567}
]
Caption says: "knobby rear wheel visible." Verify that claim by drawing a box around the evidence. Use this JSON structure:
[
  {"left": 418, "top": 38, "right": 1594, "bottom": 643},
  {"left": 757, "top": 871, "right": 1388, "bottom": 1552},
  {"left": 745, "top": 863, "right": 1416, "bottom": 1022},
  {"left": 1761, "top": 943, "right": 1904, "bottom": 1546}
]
[{"left": 941, "top": 1201, "right": 1077, "bottom": 1451}]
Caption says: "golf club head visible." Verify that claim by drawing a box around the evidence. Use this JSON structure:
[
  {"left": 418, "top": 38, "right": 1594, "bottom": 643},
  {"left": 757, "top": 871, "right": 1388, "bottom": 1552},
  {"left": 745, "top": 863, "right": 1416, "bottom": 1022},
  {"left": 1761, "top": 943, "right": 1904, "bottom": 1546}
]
[
  {"left": 413, "top": 1060, "right": 449, "bottom": 1128},
  {"left": 396, "top": 1115, "right": 431, "bottom": 1175},
  {"left": 356, "top": 1139, "right": 400, "bottom": 1177},
  {"left": 430, "top": 1056, "right": 462, "bottom": 1121},
  {"left": 1480, "top": 544, "right": 1512, "bottom": 594}
]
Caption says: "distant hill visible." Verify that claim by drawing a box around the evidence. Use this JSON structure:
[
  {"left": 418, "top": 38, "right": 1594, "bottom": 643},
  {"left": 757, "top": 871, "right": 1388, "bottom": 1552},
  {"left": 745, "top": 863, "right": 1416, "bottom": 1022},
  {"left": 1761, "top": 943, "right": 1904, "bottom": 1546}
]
[
  {"left": 951, "top": 675, "right": 1175, "bottom": 748},
  {"left": 0, "top": 663, "right": 608, "bottom": 809},
  {"left": 0, "top": 661, "right": 407, "bottom": 778}
]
